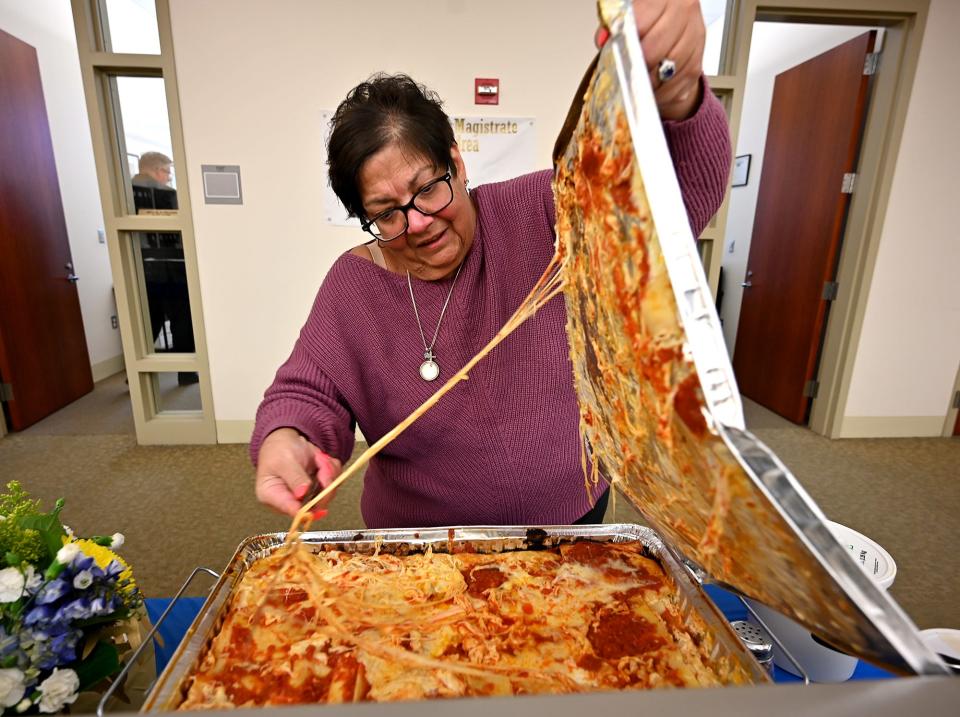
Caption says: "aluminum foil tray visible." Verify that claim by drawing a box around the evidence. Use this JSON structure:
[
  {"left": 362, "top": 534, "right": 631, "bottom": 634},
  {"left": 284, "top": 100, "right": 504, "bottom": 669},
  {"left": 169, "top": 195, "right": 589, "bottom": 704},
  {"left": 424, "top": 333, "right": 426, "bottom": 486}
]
[
  {"left": 142, "top": 524, "right": 770, "bottom": 711},
  {"left": 551, "top": 0, "right": 948, "bottom": 677}
]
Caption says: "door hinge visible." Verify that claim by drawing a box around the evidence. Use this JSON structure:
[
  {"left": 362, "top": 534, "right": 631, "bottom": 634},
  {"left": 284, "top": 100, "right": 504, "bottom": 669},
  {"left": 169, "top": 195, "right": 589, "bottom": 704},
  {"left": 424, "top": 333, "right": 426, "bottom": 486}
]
[
  {"left": 803, "top": 380, "right": 820, "bottom": 398},
  {"left": 0, "top": 383, "right": 12, "bottom": 402},
  {"left": 841, "top": 173, "right": 857, "bottom": 194},
  {"left": 953, "top": 390, "right": 960, "bottom": 410},
  {"left": 822, "top": 281, "right": 839, "bottom": 301},
  {"left": 863, "top": 52, "right": 881, "bottom": 76}
]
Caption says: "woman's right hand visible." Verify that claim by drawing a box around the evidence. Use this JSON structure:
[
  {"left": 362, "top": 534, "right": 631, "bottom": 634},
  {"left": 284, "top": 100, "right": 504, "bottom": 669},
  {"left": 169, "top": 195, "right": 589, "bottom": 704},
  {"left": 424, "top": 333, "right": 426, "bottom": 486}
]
[{"left": 255, "top": 427, "right": 342, "bottom": 517}]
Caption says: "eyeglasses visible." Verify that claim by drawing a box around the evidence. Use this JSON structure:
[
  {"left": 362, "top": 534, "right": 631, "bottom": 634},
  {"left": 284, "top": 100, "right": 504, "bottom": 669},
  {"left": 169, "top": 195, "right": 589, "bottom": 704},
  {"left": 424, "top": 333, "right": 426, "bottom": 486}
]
[{"left": 361, "top": 172, "right": 454, "bottom": 242}]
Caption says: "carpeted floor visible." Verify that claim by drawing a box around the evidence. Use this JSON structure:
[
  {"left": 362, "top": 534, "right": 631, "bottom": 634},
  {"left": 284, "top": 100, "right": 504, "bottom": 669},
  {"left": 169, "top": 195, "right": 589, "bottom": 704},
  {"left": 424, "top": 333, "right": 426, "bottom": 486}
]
[{"left": 1, "top": 374, "right": 957, "bottom": 631}]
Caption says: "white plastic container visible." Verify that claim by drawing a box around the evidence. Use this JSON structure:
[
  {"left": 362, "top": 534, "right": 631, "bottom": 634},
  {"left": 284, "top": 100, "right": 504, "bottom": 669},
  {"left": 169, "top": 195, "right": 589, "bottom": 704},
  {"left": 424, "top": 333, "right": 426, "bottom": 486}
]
[
  {"left": 919, "top": 628, "right": 960, "bottom": 674},
  {"left": 746, "top": 521, "right": 897, "bottom": 682}
]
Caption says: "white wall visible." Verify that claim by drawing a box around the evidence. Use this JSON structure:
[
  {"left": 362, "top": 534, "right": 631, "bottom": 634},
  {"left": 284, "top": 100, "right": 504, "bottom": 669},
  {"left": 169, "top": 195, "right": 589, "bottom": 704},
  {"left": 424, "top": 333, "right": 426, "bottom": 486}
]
[
  {"left": 0, "top": 0, "right": 122, "bottom": 379},
  {"left": 843, "top": 0, "right": 960, "bottom": 435},
  {"left": 168, "top": 0, "right": 597, "bottom": 437},
  {"left": 720, "top": 22, "right": 869, "bottom": 353}
]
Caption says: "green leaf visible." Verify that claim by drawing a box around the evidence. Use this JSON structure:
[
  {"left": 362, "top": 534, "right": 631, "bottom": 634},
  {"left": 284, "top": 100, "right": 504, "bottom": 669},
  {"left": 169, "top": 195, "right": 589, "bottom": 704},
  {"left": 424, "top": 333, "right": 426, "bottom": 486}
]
[
  {"left": 4, "top": 552, "right": 20, "bottom": 567},
  {"left": 74, "top": 641, "right": 121, "bottom": 692},
  {"left": 16, "top": 511, "right": 67, "bottom": 561},
  {"left": 75, "top": 609, "right": 131, "bottom": 629}
]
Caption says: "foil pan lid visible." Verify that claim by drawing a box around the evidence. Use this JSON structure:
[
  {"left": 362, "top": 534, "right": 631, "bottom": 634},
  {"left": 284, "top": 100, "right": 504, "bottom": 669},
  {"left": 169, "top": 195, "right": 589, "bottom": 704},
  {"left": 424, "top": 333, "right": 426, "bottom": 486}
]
[{"left": 553, "top": 0, "right": 947, "bottom": 677}]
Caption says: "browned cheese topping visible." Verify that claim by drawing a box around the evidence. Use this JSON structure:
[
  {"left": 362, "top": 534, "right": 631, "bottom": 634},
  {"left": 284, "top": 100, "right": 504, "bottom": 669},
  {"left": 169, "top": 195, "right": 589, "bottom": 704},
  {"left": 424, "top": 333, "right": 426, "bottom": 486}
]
[{"left": 177, "top": 541, "right": 748, "bottom": 709}]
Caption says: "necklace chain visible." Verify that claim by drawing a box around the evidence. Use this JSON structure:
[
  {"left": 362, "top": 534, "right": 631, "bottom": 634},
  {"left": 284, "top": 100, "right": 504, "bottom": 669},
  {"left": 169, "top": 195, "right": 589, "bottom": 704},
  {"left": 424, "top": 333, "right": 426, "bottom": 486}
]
[{"left": 407, "top": 262, "right": 464, "bottom": 358}]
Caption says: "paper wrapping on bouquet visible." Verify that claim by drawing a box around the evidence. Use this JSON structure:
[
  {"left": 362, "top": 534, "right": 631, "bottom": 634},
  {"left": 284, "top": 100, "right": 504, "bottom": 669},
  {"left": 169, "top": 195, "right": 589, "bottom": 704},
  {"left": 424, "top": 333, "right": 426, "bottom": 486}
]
[{"left": 551, "top": 0, "right": 947, "bottom": 677}]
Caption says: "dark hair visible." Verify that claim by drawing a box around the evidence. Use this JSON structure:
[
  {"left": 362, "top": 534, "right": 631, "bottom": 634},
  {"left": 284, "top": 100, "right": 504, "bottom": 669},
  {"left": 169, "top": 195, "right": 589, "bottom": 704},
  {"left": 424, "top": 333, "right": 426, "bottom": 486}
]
[{"left": 327, "top": 73, "right": 456, "bottom": 219}]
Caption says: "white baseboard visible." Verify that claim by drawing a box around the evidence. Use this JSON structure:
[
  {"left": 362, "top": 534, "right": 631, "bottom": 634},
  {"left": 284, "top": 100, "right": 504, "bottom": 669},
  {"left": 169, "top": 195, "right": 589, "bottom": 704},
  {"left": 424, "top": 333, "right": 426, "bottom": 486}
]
[
  {"left": 838, "top": 415, "right": 946, "bottom": 438},
  {"left": 216, "top": 420, "right": 254, "bottom": 443},
  {"left": 91, "top": 355, "right": 125, "bottom": 382}
]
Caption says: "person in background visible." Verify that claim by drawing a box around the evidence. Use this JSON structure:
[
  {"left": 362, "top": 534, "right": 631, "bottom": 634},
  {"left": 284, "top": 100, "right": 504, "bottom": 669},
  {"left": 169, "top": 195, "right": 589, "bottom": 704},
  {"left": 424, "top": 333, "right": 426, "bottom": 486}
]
[
  {"left": 132, "top": 151, "right": 175, "bottom": 192},
  {"left": 251, "top": 0, "right": 731, "bottom": 526},
  {"left": 131, "top": 152, "right": 197, "bottom": 386}
]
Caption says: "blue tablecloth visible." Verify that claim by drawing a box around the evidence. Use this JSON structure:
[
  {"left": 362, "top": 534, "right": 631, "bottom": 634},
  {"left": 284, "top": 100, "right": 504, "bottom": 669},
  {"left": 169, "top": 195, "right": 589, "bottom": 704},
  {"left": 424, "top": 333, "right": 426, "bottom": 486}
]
[{"left": 145, "top": 586, "right": 894, "bottom": 683}]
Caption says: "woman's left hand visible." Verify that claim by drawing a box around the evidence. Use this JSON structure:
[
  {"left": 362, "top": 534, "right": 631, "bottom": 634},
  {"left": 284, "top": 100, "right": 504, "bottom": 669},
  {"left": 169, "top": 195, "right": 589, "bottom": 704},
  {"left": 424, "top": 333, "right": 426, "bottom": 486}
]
[{"left": 597, "top": 0, "right": 706, "bottom": 122}]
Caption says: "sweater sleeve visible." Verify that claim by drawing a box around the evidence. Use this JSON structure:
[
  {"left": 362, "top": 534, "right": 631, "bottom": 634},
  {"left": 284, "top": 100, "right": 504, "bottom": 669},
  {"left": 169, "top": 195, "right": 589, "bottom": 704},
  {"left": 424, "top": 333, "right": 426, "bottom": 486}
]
[
  {"left": 248, "top": 339, "right": 356, "bottom": 467},
  {"left": 661, "top": 76, "right": 733, "bottom": 237}
]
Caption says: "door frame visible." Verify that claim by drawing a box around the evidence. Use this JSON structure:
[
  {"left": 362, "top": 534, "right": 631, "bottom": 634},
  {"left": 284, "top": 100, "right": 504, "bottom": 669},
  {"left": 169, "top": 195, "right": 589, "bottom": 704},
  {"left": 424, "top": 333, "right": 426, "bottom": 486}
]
[
  {"left": 719, "top": 0, "right": 930, "bottom": 437},
  {"left": 70, "top": 0, "right": 216, "bottom": 444},
  {"left": 943, "top": 362, "right": 960, "bottom": 437}
]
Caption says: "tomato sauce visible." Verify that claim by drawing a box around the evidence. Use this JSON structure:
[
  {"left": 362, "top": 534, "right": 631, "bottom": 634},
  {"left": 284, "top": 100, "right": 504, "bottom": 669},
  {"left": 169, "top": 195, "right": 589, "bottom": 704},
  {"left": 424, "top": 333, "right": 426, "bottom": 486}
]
[
  {"left": 464, "top": 567, "right": 508, "bottom": 598},
  {"left": 587, "top": 611, "right": 666, "bottom": 659}
]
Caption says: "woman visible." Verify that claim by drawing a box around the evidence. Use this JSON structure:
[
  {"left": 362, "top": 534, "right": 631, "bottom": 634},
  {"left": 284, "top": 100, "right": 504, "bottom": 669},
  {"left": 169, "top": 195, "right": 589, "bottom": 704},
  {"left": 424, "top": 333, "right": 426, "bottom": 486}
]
[{"left": 251, "top": 0, "right": 731, "bottom": 527}]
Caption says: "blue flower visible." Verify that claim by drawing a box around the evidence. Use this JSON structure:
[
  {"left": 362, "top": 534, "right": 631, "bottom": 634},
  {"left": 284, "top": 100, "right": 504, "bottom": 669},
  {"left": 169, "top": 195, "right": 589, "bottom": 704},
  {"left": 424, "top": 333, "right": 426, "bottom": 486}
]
[
  {"left": 46, "top": 632, "right": 78, "bottom": 666},
  {"left": 18, "top": 627, "right": 80, "bottom": 671},
  {"left": 68, "top": 555, "right": 94, "bottom": 575},
  {"left": 54, "top": 597, "right": 94, "bottom": 623},
  {"left": 87, "top": 595, "right": 117, "bottom": 617},
  {"left": 23, "top": 605, "right": 56, "bottom": 627},
  {"left": 35, "top": 579, "right": 70, "bottom": 605},
  {"left": 104, "top": 561, "right": 124, "bottom": 579},
  {"left": 0, "top": 626, "right": 20, "bottom": 662}
]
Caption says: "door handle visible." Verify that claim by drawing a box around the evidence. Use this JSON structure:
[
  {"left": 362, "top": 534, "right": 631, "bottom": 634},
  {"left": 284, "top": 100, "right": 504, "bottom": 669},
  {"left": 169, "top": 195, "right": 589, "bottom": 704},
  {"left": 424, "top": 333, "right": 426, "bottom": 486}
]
[
  {"left": 741, "top": 281, "right": 752, "bottom": 288},
  {"left": 66, "top": 274, "right": 79, "bottom": 283}
]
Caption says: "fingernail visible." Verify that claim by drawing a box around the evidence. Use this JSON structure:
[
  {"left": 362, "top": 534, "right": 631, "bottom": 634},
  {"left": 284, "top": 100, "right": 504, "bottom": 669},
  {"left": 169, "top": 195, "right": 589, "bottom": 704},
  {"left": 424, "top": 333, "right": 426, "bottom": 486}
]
[
  {"left": 292, "top": 484, "right": 308, "bottom": 500},
  {"left": 312, "top": 509, "right": 328, "bottom": 520},
  {"left": 595, "top": 27, "right": 610, "bottom": 49}
]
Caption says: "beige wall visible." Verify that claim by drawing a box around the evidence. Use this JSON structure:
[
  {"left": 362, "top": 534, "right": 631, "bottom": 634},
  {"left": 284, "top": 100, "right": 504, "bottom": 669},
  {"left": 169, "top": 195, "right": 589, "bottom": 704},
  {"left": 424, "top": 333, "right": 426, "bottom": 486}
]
[
  {"left": 0, "top": 0, "right": 122, "bottom": 378},
  {"left": 842, "top": 0, "right": 960, "bottom": 435},
  {"left": 168, "top": 0, "right": 596, "bottom": 437},
  {"left": 169, "top": 0, "right": 959, "bottom": 440}
]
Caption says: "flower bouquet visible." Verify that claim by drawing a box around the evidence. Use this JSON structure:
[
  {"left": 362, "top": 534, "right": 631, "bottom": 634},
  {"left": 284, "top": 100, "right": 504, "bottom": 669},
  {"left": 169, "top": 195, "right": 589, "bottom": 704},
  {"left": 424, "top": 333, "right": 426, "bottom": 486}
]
[{"left": 0, "top": 482, "right": 143, "bottom": 714}]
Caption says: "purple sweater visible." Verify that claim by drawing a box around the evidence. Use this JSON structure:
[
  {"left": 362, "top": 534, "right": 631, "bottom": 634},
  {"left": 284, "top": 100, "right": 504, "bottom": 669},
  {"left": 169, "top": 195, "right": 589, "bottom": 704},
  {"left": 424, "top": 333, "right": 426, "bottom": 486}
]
[{"left": 250, "top": 89, "right": 731, "bottom": 528}]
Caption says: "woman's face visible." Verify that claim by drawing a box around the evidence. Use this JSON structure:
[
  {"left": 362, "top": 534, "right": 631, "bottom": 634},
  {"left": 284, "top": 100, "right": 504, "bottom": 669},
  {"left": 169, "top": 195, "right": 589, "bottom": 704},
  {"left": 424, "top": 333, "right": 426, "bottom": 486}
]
[{"left": 358, "top": 143, "right": 475, "bottom": 281}]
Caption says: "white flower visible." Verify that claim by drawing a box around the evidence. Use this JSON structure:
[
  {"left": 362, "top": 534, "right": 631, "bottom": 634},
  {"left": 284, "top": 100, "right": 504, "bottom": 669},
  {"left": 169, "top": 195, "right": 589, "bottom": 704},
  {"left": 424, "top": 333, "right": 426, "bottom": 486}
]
[
  {"left": 0, "top": 568, "right": 24, "bottom": 603},
  {"left": 62, "top": 524, "right": 74, "bottom": 537},
  {"left": 23, "top": 565, "right": 43, "bottom": 594},
  {"left": 37, "top": 668, "right": 79, "bottom": 714},
  {"left": 55, "top": 543, "right": 80, "bottom": 566},
  {"left": 15, "top": 697, "right": 32, "bottom": 713},
  {"left": 0, "top": 668, "right": 26, "bottom": 708},
  {"left": 72, "top": 569, "right": 94, "bottom": 590},
  {"left": 110, "top": 533, "right": 125, "bottom": 549}
]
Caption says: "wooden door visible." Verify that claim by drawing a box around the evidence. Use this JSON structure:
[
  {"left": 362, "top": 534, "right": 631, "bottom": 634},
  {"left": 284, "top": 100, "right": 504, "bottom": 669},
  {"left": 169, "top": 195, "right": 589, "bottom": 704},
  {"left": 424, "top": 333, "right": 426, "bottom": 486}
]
[
  {"left": 733, "top": 32, "right": 875, "bottom": 424},
  {"left": 0, "top": 29, "right": 93, "bottom": 430}
]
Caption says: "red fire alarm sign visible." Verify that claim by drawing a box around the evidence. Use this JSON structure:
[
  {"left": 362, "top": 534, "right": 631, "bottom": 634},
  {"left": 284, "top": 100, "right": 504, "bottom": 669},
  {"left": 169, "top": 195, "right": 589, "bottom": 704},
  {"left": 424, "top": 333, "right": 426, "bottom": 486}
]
[{"left": 475, "top": 78, "right": 499, "bottom": 105}]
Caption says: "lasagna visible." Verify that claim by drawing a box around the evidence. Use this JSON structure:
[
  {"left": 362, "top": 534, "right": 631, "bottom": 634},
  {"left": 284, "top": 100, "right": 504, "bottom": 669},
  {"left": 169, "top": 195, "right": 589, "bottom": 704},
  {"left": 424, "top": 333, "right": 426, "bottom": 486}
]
[{"left": 177, "top": 540, "right": 749, "bottom": 709}]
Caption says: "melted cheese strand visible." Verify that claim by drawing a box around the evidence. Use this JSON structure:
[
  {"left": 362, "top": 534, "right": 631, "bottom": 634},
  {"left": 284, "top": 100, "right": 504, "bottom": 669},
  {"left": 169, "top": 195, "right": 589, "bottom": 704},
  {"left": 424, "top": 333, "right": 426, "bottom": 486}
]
[{"left": 288, "top": 254, "right": 566, "bottom": 538}]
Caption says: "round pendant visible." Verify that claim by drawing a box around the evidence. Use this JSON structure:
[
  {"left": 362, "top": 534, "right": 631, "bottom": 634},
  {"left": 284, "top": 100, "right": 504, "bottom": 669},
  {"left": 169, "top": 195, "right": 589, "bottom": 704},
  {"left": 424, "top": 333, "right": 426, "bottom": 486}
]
[{"left": 419, "top": 359, "right": 440, "bottom": 382}]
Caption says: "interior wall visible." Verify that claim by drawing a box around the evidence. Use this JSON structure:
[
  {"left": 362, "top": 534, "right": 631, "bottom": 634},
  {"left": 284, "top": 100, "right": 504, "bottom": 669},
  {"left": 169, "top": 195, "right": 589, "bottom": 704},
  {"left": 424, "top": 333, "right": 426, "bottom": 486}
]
[
  {"left": 0, "top": 0, "right": 121, "bottom": 379},
  {"left": 720, "top": 22, "right": 871, "bottom": 354},
  {"left": 842, "top": 0, "right": 960, "bottom": 435},
  {"left": 167, "top": 0, "right": 597, "bottom": 439}
]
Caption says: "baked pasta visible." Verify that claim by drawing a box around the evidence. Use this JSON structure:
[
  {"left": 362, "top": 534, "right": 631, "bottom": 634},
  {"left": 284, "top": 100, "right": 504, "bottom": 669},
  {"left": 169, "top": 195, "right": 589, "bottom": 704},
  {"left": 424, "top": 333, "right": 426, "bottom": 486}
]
[{"left": 177, "top": 541, "right": 749, "bottom": 709}]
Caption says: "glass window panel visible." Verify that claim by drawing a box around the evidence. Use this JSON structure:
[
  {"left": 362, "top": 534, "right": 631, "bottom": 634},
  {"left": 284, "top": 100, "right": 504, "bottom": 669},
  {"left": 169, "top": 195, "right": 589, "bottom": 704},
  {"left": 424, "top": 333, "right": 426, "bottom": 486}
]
[
  {"left": 129, "top": 231, "right": 196, "bottom": 355},
  {"left": 111, "top": 75, "right": 177, "bottom": 214},
  {"left": 102, "top": 0, "right": 161, "bottom": 54},
  {"left": 148, "top": 372, "right": 202, "bottom": 413},
  {"left": 702, "top": 0, "right": 730, "bottom": 75}
]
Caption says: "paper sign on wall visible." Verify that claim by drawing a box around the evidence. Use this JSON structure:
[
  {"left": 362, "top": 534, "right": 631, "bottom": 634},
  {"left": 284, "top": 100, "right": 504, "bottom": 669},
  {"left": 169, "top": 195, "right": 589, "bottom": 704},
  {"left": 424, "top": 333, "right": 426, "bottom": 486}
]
[{"left": 321, "top": 113, "right": 536, "bottom": 227}]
